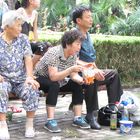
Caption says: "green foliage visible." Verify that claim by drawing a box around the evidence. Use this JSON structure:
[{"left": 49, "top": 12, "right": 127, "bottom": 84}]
[
  {"left": 93, "top": 35, "right": 140, "bottom": 84},
  {"left": 110, "top": 7, "right": 140, "bottom": 36},
  {"left": 127, "top": 7, "right": 140, "bottom": 36},
  {"left": 109, "top": 18, "right": 130, "bottom": 35},
  {"left": 42, "top": 0, "right": 76, "bottom": 29},
  {"left": 91, "top": 0, "right": 126, "bottom": 33},
  {"left": 39, "top": 33, "right": 140, "bottom": 85},
  {"left": 38, "top": 0, "right": 140, "bottom": 35}
]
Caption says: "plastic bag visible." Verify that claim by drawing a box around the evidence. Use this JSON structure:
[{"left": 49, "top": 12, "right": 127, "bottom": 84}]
[
  {"left": 82, "top": 64, "right": 95, "bottom": 84},
  {"left": 118, "top": 92, "right": 139, "bottom": 113},
  {"left": 118, "top": 92, "right": 140, "bottom": 123}
]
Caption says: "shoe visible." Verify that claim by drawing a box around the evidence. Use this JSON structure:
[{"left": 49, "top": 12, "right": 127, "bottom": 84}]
[
  {"left": 25, "top": 128, "right": 35, "bottom": 138},
  {"left": 44, "top": 120, "right": 61, "bottom": 133},
  {"left": 85, "top": 111, "right": 101, "bottom": 130},
  {"left": 72, "top": 117, "right": 90, "bottom": 129},
  {"left": 0, "top": 128, "right": 10, "bottom": 140}
]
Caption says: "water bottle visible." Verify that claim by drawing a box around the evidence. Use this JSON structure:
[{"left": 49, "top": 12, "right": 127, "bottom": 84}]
[
  {"left": 110, "top": 110, "right": 117, "bottom": 130},
  {"left": 121, "top": 105, "right": 129, "bottom": 121}
]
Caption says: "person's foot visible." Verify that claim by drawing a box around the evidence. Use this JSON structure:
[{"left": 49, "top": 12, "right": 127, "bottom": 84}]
[
  {"left": 0, "top": 128, "right": 10, "bottom": 140},
  {"left": 72, "top": 117, "right": 90, "bottom": 129},
  {"left": 44, "top": 120, "right": 61, "bottom": 133},
  {"left": 85, "top": 112, "right": 101, "bottom": 130},
  {"left": 25, "top": 127, "right": 35, "bottom": 138}
]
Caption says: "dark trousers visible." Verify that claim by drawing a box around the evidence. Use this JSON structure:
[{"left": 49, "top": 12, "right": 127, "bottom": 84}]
[
  {"left": 36, "top": 76, "right": 84, "bottom": 106},
  {"left": 77, "top": 69, "right": 123, "bottom": 114},
  {"left": 96, "top": 69, "right": 123, "bottom": 104},
  {"left": 84, "top": 82, "right": 99, "bottom": 114}
]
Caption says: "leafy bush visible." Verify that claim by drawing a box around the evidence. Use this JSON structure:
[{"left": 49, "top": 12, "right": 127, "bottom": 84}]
[{"left": 110, "top": 7, "right": 140, "bottom": 36}]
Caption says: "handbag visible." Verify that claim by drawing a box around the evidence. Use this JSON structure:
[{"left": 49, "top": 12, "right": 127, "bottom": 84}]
[{"left": 98, "top": 104, "right": 122, "bottom": 126}]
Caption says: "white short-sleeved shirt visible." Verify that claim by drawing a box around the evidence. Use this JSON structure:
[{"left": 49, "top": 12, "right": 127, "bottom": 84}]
[{"left": 17, "top": 7, "right": 37, "bottom": 26}]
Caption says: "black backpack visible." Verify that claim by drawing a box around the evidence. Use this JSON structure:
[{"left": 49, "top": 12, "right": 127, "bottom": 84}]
[{"left": 98, "top": 104, "right": 122, "bottom": 126}]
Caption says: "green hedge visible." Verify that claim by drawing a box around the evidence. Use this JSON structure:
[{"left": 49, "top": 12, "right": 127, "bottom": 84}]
[
  {"left": 39, "top": 33, "right": 140, "bottom": 86},
  {"left": 93, "top": 35, "right": 140, "bottom": 86}
]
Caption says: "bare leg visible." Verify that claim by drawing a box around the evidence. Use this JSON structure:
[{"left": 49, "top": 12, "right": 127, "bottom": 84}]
[
  {"left": 73, "top": 105, "right": 82, "bottom": 117},
  {"left": 0, "top": 113, "right": 6, "bottom": 120},
  {"left": 25, "top": 111, "right": 36, "bottom": 138},
  {"left": 44, "top": 106, "right": 61, "bottom": 133},
  {"left": 0, "top": 113, "right": 10, "bottom": 139},
  {"left": 47, "top": 106, "right": 55, "bottom": 119},
  {"left": 72, "top": 105, "right": 90, "bottom": 129}
]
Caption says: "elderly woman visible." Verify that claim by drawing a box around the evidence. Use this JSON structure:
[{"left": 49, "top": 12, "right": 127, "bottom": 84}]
[
  {"left": 0, "top": 0, "right": 9, "bottom": 32},
  {"left": 35, "top": 29, "right": 90, "bottom": 133},
  {"left": 0, "top": 11, "right": 40, "bottom": 139}
]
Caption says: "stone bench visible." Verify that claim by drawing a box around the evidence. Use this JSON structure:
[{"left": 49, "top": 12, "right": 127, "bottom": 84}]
[
  {"left": 7, "top": 85, "right": 106, "bottom": 121},
  {"left": 9, "top": 85, "right": 106, "bottom": 100},
  {"left": 9, "top": 84, "right": 106, "bottom": 98}
]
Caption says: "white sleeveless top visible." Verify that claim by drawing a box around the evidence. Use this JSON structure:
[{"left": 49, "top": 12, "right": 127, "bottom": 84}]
[{"left": 17, "top": 7, "right": 37, "bottom": 27}]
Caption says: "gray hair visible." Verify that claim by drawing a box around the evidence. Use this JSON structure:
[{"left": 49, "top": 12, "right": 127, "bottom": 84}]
[{"left": 1, "top": 10, "right": 24, "bottom": 29}]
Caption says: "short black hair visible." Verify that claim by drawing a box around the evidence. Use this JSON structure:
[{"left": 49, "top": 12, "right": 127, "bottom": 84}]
[
  {"left": 72, "top": 5, "right": 91, "bottom": 24},
  {"left": 61, "top": 29, "right": 84, "bottom": 48},
  {"left": 15, "top": 0, "right": 30, "bottom": 9},
  {"left": 31, "top": 41, "right": 52, "bottom": 55}
]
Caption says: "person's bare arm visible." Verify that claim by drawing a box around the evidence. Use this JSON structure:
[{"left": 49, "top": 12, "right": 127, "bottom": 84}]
[
  {"left": 24, "top": 56, "right": 40, "bottom": 89},
  {"left": 24, "top": 56, "right": 34, "bottom": 77},
  {"left": 32, "top": 54, "right": 42, "bottom": 69},
  {"left": 48, "top": 65, "right": 83, "bottom": 81},
  {"left": 33, "top": 12, "right": 38, "bottom": 41},
  {"left": 70, "top": 73, "right": 84, "bottom": 85}
]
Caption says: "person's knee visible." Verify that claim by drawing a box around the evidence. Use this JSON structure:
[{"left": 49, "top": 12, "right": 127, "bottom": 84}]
[
  {"left": 108, "top": 69, "right": 119, "bottom": 78},
  {"left": 21, "top": 86, "right": 39, "bottom": 111},
  {"left": 21, "top": 85, "right": 39, "bottom": 101},
  {"left": 49, "top": 81, "right": 59, "bottom": 90},
  {"left": 112, "top": 69, "right": 118, "bottom": 75}
]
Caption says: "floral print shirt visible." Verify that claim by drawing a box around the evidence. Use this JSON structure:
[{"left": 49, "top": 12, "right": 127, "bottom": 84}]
[{"left": 0, "top": 34, "right": 32, "bottom": 83}]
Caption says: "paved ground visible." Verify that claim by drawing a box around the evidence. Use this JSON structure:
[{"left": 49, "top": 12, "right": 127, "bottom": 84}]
[{"left": 7, "top": 88, "right": 140, "bottom": 140}]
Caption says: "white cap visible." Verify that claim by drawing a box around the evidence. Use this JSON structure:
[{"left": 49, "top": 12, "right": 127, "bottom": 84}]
[{"left": 1, "top": 10, "right": 24, "bottom": 29}]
